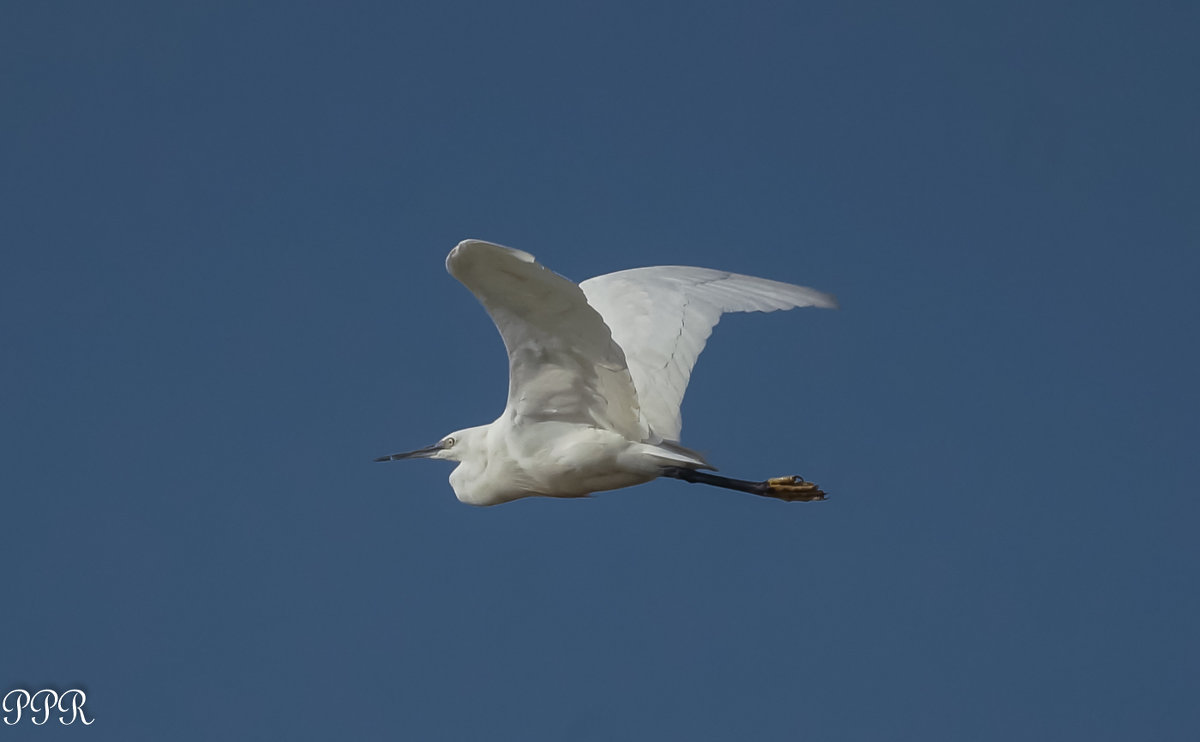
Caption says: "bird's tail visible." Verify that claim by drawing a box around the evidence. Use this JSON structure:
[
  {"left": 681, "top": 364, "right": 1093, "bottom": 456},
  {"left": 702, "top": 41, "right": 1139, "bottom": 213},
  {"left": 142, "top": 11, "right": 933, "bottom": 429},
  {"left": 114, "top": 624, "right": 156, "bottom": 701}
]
[{"left": 639, "top": 440, "right": 716, "bottom": 471}]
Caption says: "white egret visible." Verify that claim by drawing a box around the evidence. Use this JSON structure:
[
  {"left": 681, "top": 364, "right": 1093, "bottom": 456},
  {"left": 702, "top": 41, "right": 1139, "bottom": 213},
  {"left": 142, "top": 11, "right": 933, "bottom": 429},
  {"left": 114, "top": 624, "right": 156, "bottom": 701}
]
[{"left": 377, "top": 240, "right": 837, "bottom": 506}]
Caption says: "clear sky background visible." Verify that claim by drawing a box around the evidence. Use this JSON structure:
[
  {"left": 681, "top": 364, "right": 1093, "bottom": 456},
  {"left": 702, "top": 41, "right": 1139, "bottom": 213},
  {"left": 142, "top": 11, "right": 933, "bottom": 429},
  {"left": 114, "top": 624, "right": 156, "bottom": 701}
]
[{"left": 3, "top": 1, "right": 1197, "bottom": 739}]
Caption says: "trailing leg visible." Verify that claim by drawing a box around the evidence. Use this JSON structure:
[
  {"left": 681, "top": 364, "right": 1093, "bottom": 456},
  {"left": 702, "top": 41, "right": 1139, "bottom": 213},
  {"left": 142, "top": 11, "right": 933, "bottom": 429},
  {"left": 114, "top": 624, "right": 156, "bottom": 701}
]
[{"left": 659, "top": 467, "right": 826, "bottom": 502}]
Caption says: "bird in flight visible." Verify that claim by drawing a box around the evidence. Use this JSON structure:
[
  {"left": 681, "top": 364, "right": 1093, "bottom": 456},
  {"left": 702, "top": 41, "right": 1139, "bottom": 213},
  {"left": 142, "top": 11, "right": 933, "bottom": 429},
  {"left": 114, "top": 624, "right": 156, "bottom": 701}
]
[{"left": 377, "top": 240, "right": 837, "bottom": 506}]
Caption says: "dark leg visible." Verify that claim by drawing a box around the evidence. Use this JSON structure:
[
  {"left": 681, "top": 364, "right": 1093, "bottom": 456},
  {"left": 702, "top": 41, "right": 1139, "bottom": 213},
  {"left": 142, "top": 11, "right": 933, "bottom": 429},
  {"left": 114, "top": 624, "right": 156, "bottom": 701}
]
[{"left": 659, "top": 467, "right": 827, "bottom": 502}]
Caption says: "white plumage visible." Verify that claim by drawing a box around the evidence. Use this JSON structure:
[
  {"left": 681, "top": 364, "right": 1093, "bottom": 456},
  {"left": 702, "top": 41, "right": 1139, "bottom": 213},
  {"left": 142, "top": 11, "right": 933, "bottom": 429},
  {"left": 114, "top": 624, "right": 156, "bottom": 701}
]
[
  {"left": 580, "top": 265, "right": 837, "bottom": 442},
  {"left": 377, "top": 240, "right": 837, "bottom": 506}
]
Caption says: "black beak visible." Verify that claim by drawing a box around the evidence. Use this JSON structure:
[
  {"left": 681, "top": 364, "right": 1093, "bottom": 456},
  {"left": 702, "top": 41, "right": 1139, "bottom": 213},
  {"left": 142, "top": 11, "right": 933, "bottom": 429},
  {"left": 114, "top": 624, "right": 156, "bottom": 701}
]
[{"left": 374, "top": 444, "right": 440, "bottom": 462}]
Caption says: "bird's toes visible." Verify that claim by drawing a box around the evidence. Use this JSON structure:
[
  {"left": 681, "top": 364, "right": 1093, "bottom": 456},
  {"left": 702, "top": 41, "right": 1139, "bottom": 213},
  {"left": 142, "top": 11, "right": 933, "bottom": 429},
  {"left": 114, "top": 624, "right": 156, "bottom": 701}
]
[{"left": 765, "top": 475, "right": 827, "bottom": 502}]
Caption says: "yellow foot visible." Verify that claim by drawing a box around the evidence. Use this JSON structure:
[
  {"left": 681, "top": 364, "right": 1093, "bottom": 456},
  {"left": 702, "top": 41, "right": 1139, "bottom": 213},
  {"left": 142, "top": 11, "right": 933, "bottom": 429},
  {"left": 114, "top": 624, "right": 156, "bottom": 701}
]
[{"left": 765, "top": 476, "right": 827, "bottom": 502}]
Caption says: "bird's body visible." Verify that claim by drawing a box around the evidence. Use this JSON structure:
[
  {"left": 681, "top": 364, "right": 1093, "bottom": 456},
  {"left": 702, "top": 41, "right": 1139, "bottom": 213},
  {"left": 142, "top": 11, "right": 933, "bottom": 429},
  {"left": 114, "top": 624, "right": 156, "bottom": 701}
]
[
  {"left": 442, "top": 421, "right": 659, "bottom": 506},
  {"left": 378, "top": 240, "right": 837, "bottom": 506}
]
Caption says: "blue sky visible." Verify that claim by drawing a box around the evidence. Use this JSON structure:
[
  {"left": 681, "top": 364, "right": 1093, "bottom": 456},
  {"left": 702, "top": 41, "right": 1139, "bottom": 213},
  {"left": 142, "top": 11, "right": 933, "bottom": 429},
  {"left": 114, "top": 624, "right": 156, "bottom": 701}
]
[{"left": 3, "top": 1, "right": 1198, "bottom": 739}]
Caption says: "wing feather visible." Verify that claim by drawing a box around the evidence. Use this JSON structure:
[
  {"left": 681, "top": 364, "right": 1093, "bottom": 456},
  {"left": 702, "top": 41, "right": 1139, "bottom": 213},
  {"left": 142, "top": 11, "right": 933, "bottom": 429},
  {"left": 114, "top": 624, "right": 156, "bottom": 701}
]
[
  {"left": 579, "top": 266, "right": 837, "bottom": 441},
  {"left": 445, "top": 240, "right": 646, "bottom": 439}
]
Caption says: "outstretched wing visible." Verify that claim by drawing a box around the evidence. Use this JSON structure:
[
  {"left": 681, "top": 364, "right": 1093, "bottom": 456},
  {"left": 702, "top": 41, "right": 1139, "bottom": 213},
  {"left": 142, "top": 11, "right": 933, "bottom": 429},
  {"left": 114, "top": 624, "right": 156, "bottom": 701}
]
[
  {"left": 579, "top": 266, "right": 837, "bottom": 442},
  {"left": 446, "top": 240, "right": 646, "bottom": 439}
]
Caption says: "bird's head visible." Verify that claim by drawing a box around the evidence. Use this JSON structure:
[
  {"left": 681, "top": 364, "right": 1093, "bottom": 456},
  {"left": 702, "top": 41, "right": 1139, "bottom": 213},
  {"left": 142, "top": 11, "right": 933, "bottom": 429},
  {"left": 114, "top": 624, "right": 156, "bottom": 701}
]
[{"left": 374, "top": 426, "right": 485, "bottom": 464}]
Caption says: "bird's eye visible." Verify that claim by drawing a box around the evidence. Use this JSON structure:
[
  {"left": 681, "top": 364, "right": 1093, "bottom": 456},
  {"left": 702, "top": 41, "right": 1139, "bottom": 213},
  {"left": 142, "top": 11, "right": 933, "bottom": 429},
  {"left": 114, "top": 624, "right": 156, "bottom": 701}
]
[{"left": 442, "top": 437, "right": 456, "bottom": 448}]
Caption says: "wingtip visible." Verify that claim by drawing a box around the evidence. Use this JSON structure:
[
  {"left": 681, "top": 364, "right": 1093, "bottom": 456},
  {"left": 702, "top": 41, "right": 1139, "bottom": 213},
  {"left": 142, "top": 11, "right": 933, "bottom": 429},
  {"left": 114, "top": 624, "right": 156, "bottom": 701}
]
[{"left": 447, "top": 239, "right": 536, "bottom": 268}]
